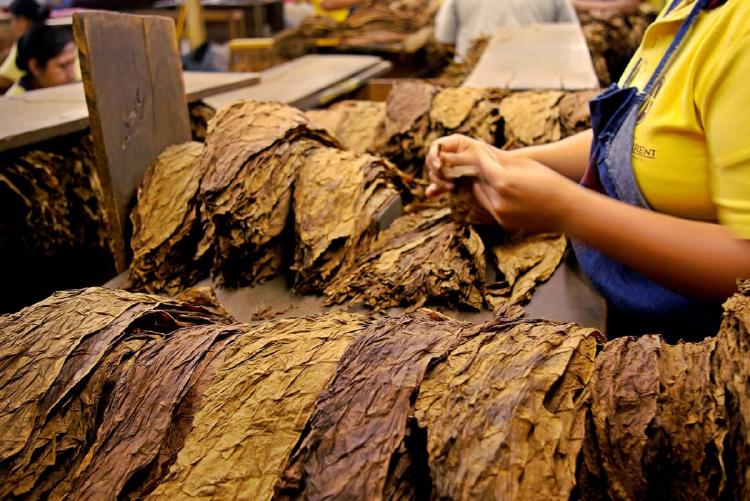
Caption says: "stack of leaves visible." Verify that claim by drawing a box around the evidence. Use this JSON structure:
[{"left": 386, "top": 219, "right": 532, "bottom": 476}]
[
  {"left": 579, "top": 4, "right": 658, "bottom": 85},
  {"left": 323, "top": 207, "right": 487, "bottom": 310},
  {"left": 305, "top": 100, "right": 386, "bottom": 154},
  {"left": 292, "top": 148, "right": 399, "bottom": 293},
  {"left": 0, "top": 132, "right": 109, "bottom": 258},
  {"left": 274, "top": 0, "right": 442, "bottom": 59},
  {"left": 128, "top": 142, "right": 211, "bottom": 295},
  {"left": 8, "top": 283, "right": 750, "bottom": 498},
  {"left": 371, "top": 82, "right": 596, "bottom": 173},
  {"left": 433, "top": 36, "right": 490, "bottom": 87},
  {"left": 579, "top": 288, "right": 750, "bottom": 499},
  {"left": 128, "top": 99, "right": 403, "bottom": 296}
]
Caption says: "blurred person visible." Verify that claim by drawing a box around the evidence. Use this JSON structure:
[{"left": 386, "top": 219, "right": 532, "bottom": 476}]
[
  {"left": 426, "top": 0, "right": 745, "bottom": 339},
  {"left": 6, "top": 24, "right": 76, "bottom": 95},
  {"left": 0, "top": 0, "right": 50, "bottom": 93},
  {"left": 435, "top": 0, "right": 578, "bottom": 57}
]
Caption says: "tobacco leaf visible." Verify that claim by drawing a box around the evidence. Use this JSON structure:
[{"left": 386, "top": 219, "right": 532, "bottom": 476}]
[
  {"left": 499, "top": 91, "right": 565, "bottom": 148},
  {"left": 0, "top": 287, "right": 232, "bottom": 499},
  {"left": 276, "top": 315, "right": 462, "bottom": 500},
  {"left": 434, "top": 36, "right": 490, "bottom": 87},
  {"left": 292, "top": 147, "right": 399, "bottom": 293},
  {"left": 189, "top": 102, "right": 217, "bottom": 142},
  {"left": 415, "top": 318, "right": 600, "bottom": 500},
  {"left": 175, "top": 285, "right": 235, "bottom": 321},
  {"left": 486, "top": 233, "right": 567, "bottom": 310},
  {"left": 305, "top": 100, "right": 386, "bottom": 154},
  {"left": 429, "top": 87, "right": 485, "bottom": 130},
  {"left": 149, "top": 313, "right": 367, "bottom": 500},
  {"left": 198, "top": 101, "right": 337, "bottom": 288},
  {"left": 58, "top": 323, "right": 242, "bottom": 500},
  {"left": 579, "top": 4, "right": 657, "bottom": 86},
  {"left": 559, "top": 90, "right": 600, "bottom": 137},
  {"left": 579, "top": 334, "right": 727, "bottom": 500},
  {"left": 324, "top": 207, "right": 486, "bottom": 311},
  {"left": 128, "top": 142, "right": 210, "bottom": 294}
]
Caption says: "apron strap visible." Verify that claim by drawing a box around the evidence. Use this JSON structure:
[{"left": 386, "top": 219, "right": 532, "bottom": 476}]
[{"left": 643, "top": 0, "right": 711, "bottom": 96}]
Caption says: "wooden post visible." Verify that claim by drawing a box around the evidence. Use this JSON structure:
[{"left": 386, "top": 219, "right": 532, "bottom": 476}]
[{"left": 73, "top": 11, "right": 192, "bottom": 272}]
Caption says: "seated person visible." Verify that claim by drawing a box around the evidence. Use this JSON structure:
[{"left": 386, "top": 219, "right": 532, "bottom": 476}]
[
  {"left": 6, "top": 25, "right": 77, "bottom": 95},
  {"left": 0, "top": 0, "right": 51, "bottom": 94},
  {"left": 436, "top": 0, "right": 579, "bottom": 57}
]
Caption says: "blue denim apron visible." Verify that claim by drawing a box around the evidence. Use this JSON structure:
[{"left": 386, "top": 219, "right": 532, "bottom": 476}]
[{"left": 573, "top": 0, "right": 722, "bottom": 337}]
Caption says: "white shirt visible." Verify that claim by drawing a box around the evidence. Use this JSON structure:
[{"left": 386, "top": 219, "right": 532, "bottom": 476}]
[{"left": 435, "top": 0, "right": 579, "bottom": 57}]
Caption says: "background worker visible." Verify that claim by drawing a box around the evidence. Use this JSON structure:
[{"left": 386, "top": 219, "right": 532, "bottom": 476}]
[
  {"left": 427, "top": 0, "right": 748, "bottom": 339},
  {"left": 0, "top": 0, "right": 50, "bottom": 93},
  {"left": 435, "top": 0, "right": 578, "bottom": 58},
  {"left": 6, "top": 24, "right": 76, "bottom": 95}
]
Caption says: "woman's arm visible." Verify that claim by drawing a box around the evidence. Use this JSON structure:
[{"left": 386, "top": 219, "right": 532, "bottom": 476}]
[
  {"left": 464, "top": 151, "right": 750, "bottom": 300},
  {"left": 503, "top": 130, "right": 592, "bottom": 182}
]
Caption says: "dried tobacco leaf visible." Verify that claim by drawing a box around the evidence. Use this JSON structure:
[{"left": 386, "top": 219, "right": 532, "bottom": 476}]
[
  {"left": 149, "top": 314, "right": 368, "bottom": 500},
  {"left": 499, "top": 91, "right": 565, "bottom": 147},
  {"left": 305, "top": 100, "right": 386, "bottom": 154},
  {"left": 189, "top": 102, "right": 217, "bottom": 142},
  {"left": 324, "top": 207, "right": 486, "bottom": 310},
  {"left": 198, "top": 100, "right": 336, "bottom": 287},
  {"left": 415, "top": 318, "right": 600, "bottom": 500},
  {"left": 486, "top": 233, "right": 567, "bottom": 310},
  {"left": 0, "top": 287, "right": 233, "bottom": 499},
  {"left": 559, "top": 90, "right": 600, "bottom": 137},
  {"left": 433, "top": 36, "right": 490, "bottom": 87},
  {"left": 276, "top": 315, "right": 461, "bottom": 500},
  {"left": 579, "top": 335, "right": 727, "bottom": 500},
  {"left": 128, "top": 142, "right": 210, "bottom": 294},
  {"left": 292, "top": 147, "right": 399, "bottom": 293}
]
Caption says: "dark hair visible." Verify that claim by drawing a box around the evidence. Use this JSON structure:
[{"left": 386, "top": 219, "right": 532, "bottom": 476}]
[
  {"left": 15, "top": 25, "right": 73, "bottom": 72},
  {"left": 9, "top": 0, "right": 51, "bottom": 23}
]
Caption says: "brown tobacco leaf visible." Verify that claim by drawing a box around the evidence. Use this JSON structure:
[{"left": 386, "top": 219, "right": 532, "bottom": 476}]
[
  {"left": 189, "top": 102, "right": 217, "bottom": 142},
  {"left": 434, "top": 36, "right": 490, "bottom": 87},
  {"left": 292, "top": 147, "right": 399, "bottom": 293},
  {"left": 276, "top": 315, "right": 462, "bottom": 500},
  {"left": 57, "top": 324, "right": 242, "bottom": 500},
  {"left": 198, "top": 101, "right": 336, "bottom": 287},
  {"left": 559, "top": 90, "right": 600, "bottom": 137},
  {"left": 486, "top": 233, "right": 567, "bottom": 310},
  {"left": 175, "top": 285, "right": 235, "bottom": 321},
  {"left": 128, "top": 142, "right": 210, "bottom": 294},
  {"left": 0, "top": 132, "right": 109, "bottom": 257},
  {"left": 0, "top": 288, "right": 160, "bottom": 462},
  {"left": 579, "top": 334, "right": 727, "bottom": 500},
  {"left": 149, "top": 314, "right": 367, "bottom": 500},
  {"left": 430, "top": 87, "right": 485, "bottom": 130},
  {"left": 499, "top": 91, "right": 565, "bottom": 147},
  {"left": 305, "top": 100, "right": 386, "bottom": 154},
  {"left": 415, "top": 318, "right": 600, "bottom": 500},
  {"left": 0, "top": 287, "right": 233, "bottom": 499},
  {"left": 324, "top": 208, "right": 486, "bottom": 310}
]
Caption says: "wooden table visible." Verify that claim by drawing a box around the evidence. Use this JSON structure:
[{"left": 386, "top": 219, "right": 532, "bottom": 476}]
[
  {"left": 463, "top": 23, "right": 599, "bottom": 90},
  {"left": 204, "top": 54, "right": 392, "bottom": 111},
  {"left": 0, "top": 71, "right": 260, "bottom": 152}
]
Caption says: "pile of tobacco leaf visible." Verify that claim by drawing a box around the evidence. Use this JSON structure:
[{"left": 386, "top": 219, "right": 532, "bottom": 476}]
[
  {"left": 274, "top": 0, "right": 443, "bottom": 59},
  {"left": 579, "top": 4, "right": 658, "bottom": 85},
  {"left": 129, "top": 95, "right": 593, "bottom": 313},
  {"left": 4, "top": 282, "right": 750, "bottom": 499}
]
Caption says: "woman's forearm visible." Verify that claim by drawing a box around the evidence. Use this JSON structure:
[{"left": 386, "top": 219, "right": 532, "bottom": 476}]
[
  {"left": 562, "top": 185, "right": 750, "bottom": 299},
  {"left": 503, "top": 130, "right": 592, "bottom": 182}
]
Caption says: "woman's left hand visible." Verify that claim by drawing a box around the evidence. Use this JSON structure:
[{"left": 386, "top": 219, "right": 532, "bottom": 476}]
[{"left": 470, "top": 152, "right": 580, "bottom": 234}]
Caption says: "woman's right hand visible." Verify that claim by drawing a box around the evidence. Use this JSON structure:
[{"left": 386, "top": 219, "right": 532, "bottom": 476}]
[{"left": 426, "top": 134, "right": 489, "bottom": 197}]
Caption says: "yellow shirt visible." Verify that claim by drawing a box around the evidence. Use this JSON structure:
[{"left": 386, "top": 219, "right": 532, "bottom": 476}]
[
  {"left": 647, "top": 0, "right": 667, "bottom": 9},
  {"left": 311, "top": 0, "right": 349, "bottom": 22},
  {"left": 620, "top": 0, "right": 750, "bottom": 238},
  {"left": 0, "top": 43, "right": 23, "bottom": 83}
]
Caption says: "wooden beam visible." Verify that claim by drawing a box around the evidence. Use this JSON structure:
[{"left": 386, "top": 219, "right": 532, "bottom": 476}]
[{"left": 73, "top": 11, "right": 192, "bottom": 271}]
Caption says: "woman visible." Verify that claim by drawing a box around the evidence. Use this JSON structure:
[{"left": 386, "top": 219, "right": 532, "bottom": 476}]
[
  {"left": 427, "top": 0, "right": 750, "bottom": 339},
  {"left": 6, "top": 24, "right": 77, "bottom": 95},
  {"left": 0, "top": 0, "right": 50, "bottom": 93}
]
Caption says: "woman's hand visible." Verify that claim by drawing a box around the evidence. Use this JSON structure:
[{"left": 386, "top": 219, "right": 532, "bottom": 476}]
[
  {"left": 472, "top": 153, "right": 579, "bottom": 233},
  {"left": 425, "top": 134, "right": 580, "bottom": 233}
]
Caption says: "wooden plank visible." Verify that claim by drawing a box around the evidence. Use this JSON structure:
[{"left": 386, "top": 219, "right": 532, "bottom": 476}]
[
  {"left": 204, "top": 54, "right": 386, "bottom": 110},
  {"left": 0, "top": 71, "right": 259, "bottom": 152},
  {"left": 463, "top": 23, "right": 599, "bottom": 90},
  {"left": 74, "top": 11, "right": 192, "bottom": 272}
]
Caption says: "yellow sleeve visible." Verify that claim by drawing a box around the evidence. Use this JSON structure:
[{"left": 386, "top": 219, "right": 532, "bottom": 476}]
[
  {"left": 0, "top": 44, "right": 24, "bottom": 82},
  {"left": 699, "top": 31, "right": 750, "bottom": 239}
]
